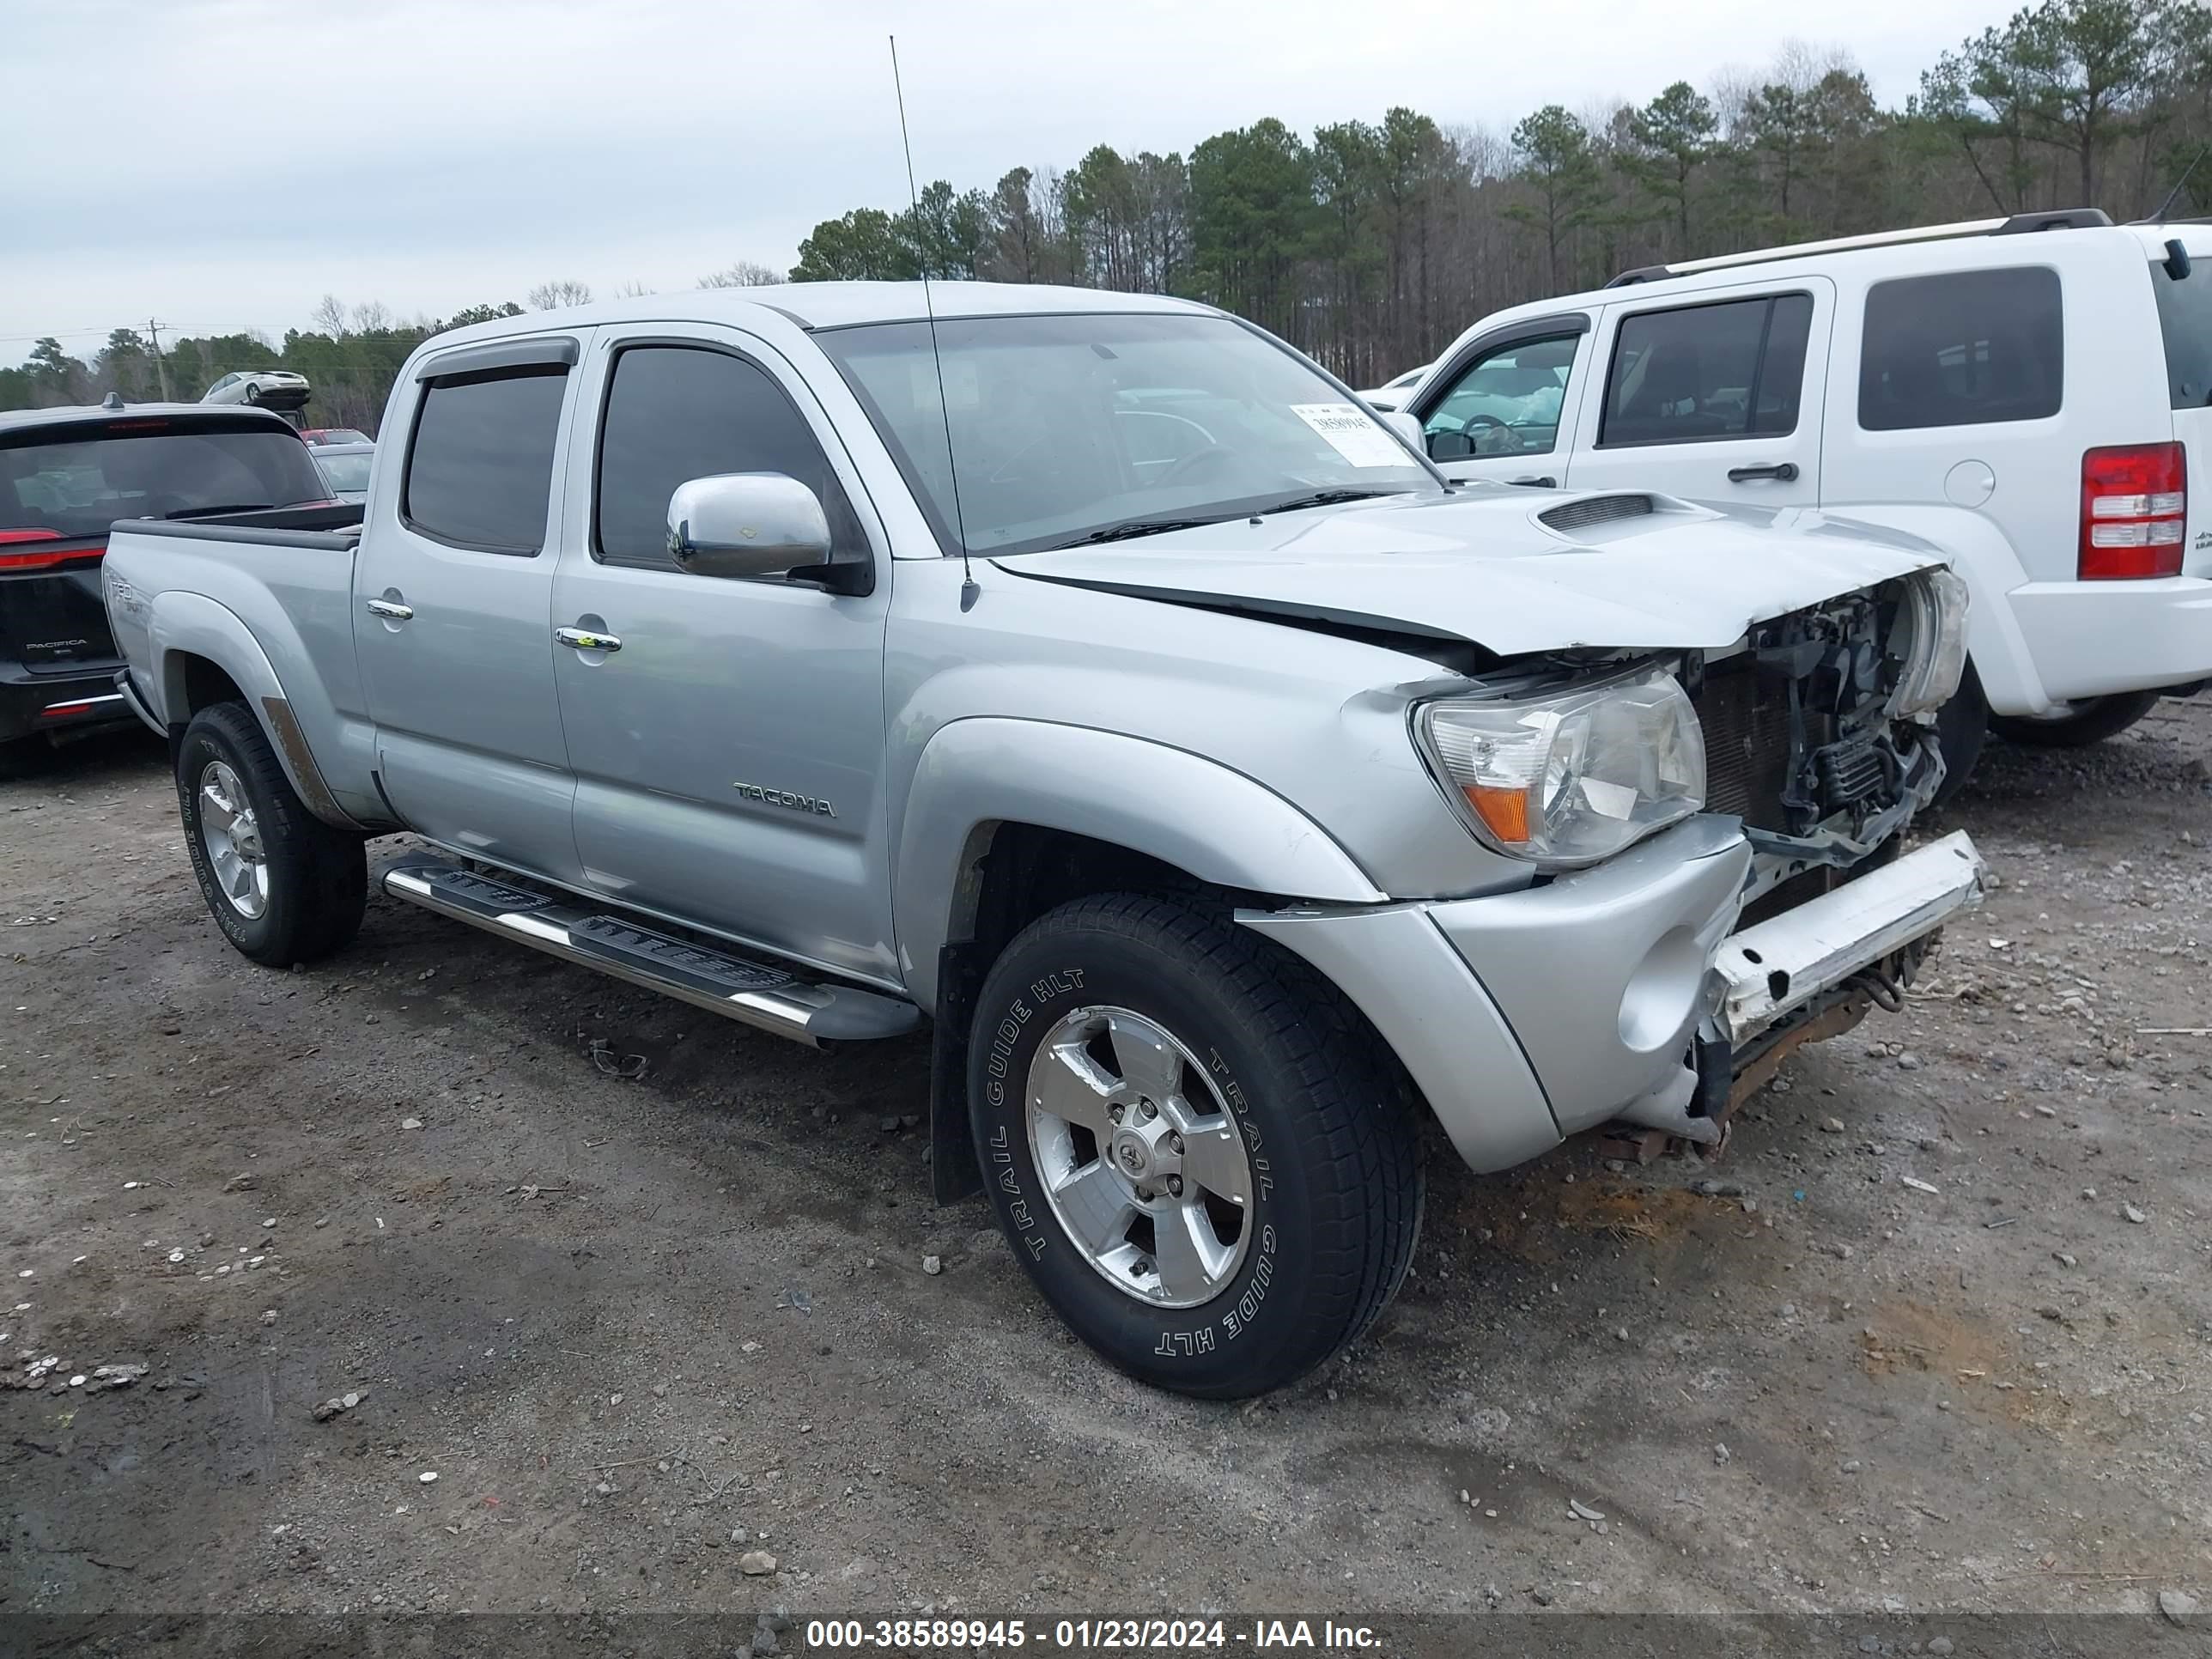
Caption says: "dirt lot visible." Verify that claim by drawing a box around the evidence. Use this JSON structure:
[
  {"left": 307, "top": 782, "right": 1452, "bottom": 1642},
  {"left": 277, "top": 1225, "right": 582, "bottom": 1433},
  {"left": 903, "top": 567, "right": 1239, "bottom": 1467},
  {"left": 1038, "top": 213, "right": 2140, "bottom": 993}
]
[{"left": 3, "top": 705, "right": 2209, "bottom": 1637}]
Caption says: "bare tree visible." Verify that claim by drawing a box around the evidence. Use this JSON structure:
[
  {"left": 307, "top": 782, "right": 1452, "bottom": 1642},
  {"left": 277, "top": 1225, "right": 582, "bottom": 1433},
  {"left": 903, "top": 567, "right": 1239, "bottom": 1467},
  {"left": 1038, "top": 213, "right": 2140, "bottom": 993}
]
[
  {"left": 527, "top": 279, "right": 593, "bottom": 311},
  {"left": 697, "top": 261, "right": 784, "bottom": 288},
  {"left": 612, "top": 278, "right": 657, "bottom": 298},
  {"left": 310, "top": 294, "right": 349, "bottom": 337},
  {"left": 350, "top": 300, "right": 391, "bottom": 333}
]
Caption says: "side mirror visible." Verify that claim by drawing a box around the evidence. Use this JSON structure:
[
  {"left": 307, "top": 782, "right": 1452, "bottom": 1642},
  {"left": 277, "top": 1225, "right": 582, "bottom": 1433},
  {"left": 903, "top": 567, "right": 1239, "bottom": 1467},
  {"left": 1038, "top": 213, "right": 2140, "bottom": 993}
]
[
  {"left": 1426, "top": 428, "right": 1476, "bottom": 462},
  {"left": 1380, "top": 410, "right": 1424, "bottom": 452},
  {"left": 666, "top": 472, "right": 832, "bottom": 580}
]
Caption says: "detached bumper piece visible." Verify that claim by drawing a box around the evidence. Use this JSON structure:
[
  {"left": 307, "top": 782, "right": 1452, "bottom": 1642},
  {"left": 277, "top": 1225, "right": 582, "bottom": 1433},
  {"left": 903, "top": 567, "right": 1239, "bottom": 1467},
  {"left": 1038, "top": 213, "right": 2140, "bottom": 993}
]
[
  {"left": 1713, "top": 830, "right": 1983, "bottom": 1042},
  {"left": 381, "top": 855, "right": 920, "bottom": 1046}
]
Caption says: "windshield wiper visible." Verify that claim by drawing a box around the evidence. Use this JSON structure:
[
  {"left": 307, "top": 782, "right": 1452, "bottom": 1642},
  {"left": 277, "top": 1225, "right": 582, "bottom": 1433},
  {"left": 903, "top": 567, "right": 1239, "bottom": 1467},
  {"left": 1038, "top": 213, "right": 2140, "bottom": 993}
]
[
  {"left": 163, "top": 501, "right": 276, "bottom": 520},
  {"left": 1253, "top": 488, "right": 1407, "bottom": 515},
  {"left": 1051, "top": 515, "right": 1224, "bottom": 548}
]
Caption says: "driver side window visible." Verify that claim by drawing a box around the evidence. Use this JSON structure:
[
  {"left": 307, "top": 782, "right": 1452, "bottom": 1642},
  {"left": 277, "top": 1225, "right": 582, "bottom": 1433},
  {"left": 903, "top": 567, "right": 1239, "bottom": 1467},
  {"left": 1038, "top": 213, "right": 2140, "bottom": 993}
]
[{"left": 1420, "top": 335, "right": 1579, "bottom": 461}]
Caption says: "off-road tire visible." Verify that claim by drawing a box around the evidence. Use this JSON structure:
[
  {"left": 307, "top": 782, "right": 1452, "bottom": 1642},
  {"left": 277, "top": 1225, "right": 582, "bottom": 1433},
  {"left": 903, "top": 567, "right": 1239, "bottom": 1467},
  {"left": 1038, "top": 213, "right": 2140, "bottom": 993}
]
[
  {"left": 1991, "top": 690, "right": 2162, "bottom": 749},
  {"left": 969, "top": 891, "right": 1423, "bottom": 1399},
  {"left": 177, "top": 702, "right": 365, "bottom": 966}
]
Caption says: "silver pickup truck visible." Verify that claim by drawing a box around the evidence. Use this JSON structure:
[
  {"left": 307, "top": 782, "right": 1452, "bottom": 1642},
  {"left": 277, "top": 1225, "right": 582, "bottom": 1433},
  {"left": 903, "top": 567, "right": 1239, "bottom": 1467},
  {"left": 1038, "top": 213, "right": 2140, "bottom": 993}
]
[{"left": 102, "top": 283, "right": 1982, "bottom": 1398}]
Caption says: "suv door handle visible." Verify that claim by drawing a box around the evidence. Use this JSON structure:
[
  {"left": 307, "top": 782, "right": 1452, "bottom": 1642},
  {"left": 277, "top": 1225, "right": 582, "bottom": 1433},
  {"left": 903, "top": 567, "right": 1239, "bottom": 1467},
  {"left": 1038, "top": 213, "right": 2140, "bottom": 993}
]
[
  {"left": 1727, "top": 461, "right": 1800, "bottom": 483},
  {"left": 1509, "top": 475, "right": 1558, "bottom": 488},
  {"left": 365, "top": 598, "right": 413, "bottom": 620},
  {"left": 555, "top": 625, "right": 622, "bottom": 653}
]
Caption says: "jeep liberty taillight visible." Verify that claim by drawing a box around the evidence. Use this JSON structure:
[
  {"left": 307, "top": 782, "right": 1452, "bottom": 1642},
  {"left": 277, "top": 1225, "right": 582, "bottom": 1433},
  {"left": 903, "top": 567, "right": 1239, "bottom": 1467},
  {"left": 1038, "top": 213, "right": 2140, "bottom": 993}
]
[{"left": 2079, "top": 443, "right": 2187, "bottom": 580}]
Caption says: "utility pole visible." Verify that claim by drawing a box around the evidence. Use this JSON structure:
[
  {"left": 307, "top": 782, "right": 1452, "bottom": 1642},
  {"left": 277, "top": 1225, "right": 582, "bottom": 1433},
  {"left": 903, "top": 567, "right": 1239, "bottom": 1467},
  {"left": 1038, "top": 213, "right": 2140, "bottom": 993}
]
[{"left": 146, "top": 318, "right": 172, "bottom": 401}]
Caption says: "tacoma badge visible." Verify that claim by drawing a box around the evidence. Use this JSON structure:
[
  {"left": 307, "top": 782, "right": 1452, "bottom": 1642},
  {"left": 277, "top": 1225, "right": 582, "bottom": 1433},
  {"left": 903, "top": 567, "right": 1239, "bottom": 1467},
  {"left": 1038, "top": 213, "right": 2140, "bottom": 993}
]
[{"left": 731, "top": 781, "right": 835, "bottom": 818}]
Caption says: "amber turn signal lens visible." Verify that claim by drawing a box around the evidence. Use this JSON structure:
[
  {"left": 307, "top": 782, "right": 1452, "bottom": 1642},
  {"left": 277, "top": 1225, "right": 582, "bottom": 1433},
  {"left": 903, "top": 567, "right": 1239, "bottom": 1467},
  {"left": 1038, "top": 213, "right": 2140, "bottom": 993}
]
[{"left": 1463, "top": 784, "right": 1532, "bottom": 844}]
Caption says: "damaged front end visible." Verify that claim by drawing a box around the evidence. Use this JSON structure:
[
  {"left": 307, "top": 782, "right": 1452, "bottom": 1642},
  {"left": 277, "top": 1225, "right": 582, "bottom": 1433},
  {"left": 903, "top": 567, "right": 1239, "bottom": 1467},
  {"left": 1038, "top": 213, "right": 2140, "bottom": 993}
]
[{"left": 1686, "top": 568, "right": 1969, "bottom": 915}]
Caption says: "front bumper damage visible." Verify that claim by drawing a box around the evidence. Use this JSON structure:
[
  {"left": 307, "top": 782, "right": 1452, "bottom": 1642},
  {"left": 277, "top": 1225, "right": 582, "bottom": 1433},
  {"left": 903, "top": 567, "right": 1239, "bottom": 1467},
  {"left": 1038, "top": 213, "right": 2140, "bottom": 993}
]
[{"left": 1241, "top": 819, "right": 1984, "bottom": 1176}]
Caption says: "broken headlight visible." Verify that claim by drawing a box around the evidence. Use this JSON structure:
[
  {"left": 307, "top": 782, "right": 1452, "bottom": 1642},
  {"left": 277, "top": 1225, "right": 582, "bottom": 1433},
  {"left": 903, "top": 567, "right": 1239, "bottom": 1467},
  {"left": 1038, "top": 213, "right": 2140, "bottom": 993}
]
[
  {"left": 1416, "top": 665, "right": 1705, "bottom": 867},
  {"left": 1893, "top": 568, "right": 1971, "bottom": 718}
]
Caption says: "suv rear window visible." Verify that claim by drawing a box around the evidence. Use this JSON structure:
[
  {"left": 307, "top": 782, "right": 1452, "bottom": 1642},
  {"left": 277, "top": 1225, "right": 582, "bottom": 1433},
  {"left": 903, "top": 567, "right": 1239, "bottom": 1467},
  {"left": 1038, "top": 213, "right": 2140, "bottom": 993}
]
[
  {"left": 1858, "top": 267, "right": 2063, "bottom": 430},
  {"left": 0, "top": 419, "right": 330, "bottom": 539},
  {"left": 403, "top": 366, "right": 568, "bottom": 553},
  {"left": 2153, "top": 265, "right": 2212, "bottom": 409},
  {"left": 1599, "top": 294, "right": 1813, "bottom": 447}
]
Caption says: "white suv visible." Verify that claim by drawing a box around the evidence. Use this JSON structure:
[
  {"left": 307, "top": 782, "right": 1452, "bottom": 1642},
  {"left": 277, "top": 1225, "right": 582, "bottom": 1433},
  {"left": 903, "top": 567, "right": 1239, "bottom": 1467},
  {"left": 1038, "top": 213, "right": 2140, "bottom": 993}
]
[{"left": 1403, "top": 209, "right": 2212, "bottom": 781}]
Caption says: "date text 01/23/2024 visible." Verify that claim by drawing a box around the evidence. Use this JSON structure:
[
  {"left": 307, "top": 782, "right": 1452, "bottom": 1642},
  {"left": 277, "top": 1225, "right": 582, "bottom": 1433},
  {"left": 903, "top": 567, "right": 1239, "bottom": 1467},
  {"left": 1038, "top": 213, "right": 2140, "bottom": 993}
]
[{"left": 802, "top": 1618, "right": 1385, "bottom": 1650}]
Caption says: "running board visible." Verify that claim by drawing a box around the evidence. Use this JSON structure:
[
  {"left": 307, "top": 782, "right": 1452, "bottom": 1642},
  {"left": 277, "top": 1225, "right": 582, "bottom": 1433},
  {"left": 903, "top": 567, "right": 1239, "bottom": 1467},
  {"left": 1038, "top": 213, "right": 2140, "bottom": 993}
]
[{"left": 380, "top": 855, "right": 921, "bottom": 1047}]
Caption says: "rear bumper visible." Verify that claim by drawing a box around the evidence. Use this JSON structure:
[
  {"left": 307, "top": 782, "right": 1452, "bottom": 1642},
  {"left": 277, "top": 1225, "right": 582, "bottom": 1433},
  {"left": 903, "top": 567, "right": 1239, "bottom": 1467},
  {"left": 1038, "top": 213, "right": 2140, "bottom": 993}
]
[
  {"left": 1241, "top": 820, "right": 1984, "bottom": 1175},
  {"left": 0, "top": 660, "right": 138, "bottom": 745},
  {"left": 2007, "top": 576, "right": 2212, "bottom": 704}
]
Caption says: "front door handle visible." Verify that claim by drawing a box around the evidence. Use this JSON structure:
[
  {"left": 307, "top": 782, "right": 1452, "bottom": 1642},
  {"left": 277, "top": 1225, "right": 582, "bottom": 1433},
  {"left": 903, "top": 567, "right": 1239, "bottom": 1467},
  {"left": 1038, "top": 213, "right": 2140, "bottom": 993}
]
[
  {"left": 555, "top": 625, "right": 622, "bottom": 653},
  {"left": 1727, "top": 461, "right": 1801, "bottom": 483},
  {"left": 365, "top": 597, "right": 413, "bottom": 620},
  {"left": 1509, "top": 474, "right": 1558, "bottom": 489}
]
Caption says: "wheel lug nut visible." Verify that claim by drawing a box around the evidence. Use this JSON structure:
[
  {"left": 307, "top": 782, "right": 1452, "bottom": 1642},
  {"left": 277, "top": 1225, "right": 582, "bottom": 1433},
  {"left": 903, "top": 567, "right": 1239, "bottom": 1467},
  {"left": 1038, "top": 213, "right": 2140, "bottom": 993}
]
[
  {"left": 1167, "top": 1176, "right": 1183, "bottom": 1197},
  {"left": 1138, "top": 1101, "right": 1157, "bottom": 1121},
  {"left": 1109, "top": 1103, "right": 1124, "bottom": 1122},
  {"left": 1168, "top": 1133, "right": 1183, "bottom": 1154}
]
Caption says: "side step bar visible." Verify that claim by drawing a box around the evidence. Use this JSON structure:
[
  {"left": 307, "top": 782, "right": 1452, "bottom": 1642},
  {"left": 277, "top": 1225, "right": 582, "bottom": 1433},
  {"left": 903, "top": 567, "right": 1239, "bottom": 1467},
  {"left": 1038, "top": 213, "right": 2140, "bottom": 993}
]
[{"left": 380, "top": 855, "right": 921, "bottom": 1047}]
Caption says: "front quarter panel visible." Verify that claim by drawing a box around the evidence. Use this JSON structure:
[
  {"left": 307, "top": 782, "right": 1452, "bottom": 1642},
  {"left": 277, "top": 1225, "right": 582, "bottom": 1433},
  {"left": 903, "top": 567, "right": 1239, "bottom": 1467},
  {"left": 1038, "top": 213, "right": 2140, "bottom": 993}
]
[{"left": 894, "top": 716, "right": 1384, "bottom": 1011}]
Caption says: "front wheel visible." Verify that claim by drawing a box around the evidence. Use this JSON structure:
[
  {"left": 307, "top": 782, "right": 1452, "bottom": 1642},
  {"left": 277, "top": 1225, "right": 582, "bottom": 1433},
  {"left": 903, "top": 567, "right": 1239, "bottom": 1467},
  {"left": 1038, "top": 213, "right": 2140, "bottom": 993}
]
[
  {"left": 969, "top": 892, "right": 1422, "bottom": 1399},
  {"left": 1991, "top": 690, "right": 2162, "bottom": 749},
  {"left": 177, "top": 702, "right": 365, "bottom": 966}
]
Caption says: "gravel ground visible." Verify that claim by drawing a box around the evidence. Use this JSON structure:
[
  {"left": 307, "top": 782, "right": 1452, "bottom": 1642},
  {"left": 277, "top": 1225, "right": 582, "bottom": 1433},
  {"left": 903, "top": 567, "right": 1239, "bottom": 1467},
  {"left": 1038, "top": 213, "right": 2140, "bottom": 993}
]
[{"left": 2, "top": 704, "right": 2209, "bottom": 1632}]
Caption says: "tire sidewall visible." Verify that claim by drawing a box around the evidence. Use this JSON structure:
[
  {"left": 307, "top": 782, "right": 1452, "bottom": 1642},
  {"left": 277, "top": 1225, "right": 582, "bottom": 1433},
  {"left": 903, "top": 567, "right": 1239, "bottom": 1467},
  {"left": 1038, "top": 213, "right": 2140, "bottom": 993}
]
[
  {"left": 969, "top": 916, "right": 1329, "bottom": 1396},
  {"left": 176, "top": 715, "right": 285, "bottom": 959}
]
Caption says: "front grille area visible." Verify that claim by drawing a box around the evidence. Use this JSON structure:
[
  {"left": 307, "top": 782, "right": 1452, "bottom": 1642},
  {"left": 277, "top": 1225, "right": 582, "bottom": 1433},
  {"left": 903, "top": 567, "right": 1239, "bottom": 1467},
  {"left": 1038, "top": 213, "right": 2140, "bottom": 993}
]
[
  {"left": 1539, "top": 493, "right": 1656, "bottom": 532},
  {"left": 1691, "top": 659, "right": 1792, "bottom": 829}
]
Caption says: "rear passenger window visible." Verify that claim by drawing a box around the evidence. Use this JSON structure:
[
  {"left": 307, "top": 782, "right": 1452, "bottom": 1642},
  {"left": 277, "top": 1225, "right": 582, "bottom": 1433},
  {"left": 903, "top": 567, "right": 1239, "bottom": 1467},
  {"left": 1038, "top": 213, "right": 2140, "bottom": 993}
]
[
  {"left": 402, "top": 367, "right": 568, "bottom": 553},
  {"left": 1858, "top": 267, "right": 2062, "bottom": 430},
  {"left": 1600, "top": 295, "right": 1812, "bottom": 447},
  {"left": 594, "top": 344, "right": 863, "bottom": 572}
]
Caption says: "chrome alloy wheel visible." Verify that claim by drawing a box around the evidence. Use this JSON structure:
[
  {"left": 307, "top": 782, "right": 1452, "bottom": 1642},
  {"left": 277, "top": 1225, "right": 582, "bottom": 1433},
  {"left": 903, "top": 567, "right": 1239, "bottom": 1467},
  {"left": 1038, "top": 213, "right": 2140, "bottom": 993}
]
[
  {"left": 1024, "top": 1006, "right": 1255, "bottom": 1309},
  {"left": 197, "top": 759, "right": 270, "bottom": 920}
]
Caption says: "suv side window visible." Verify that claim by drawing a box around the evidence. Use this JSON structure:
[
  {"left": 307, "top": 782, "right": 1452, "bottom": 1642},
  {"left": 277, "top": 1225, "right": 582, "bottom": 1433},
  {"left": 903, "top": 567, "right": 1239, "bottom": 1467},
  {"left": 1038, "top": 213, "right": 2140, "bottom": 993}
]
[
  {"left": 403, "top": 365, "right": 568, "bottom": 553},
  {"left": 1422, "top": 335, "right": 1578, "bottom": 460},
  {"left": 1599, "top": 294, "right": 1813, "bottom": 447},
  {"left": 1858, "top": 267, "right": 2063, "bottom": 430},
  {"left": 595, "top": 343, "right": 865, "bottom": 573}
]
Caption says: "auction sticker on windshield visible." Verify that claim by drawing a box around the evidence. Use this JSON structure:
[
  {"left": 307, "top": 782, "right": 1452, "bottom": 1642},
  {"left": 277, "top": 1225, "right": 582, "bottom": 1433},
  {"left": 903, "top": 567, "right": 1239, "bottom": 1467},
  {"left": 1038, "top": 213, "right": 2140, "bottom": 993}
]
[{"left": 1290, "top": 403, "right": 1408, "bottom": 467}]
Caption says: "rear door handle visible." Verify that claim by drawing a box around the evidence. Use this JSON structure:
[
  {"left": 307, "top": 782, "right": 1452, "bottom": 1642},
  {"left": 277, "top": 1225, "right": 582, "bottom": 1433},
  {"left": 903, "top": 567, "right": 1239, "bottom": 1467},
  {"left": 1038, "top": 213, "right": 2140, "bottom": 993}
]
[
  {"left": 1727, "top": 461, "right": 1800, "bottom": 483},
  {"left": 365, "top": 598, "right": 413, "bottom": 620},
  {"left": 1509, "top": 475, "right": 1557, "bottom": 489},
  {"left": 555, "top": 625, "right": 622, "bottom": 653}
]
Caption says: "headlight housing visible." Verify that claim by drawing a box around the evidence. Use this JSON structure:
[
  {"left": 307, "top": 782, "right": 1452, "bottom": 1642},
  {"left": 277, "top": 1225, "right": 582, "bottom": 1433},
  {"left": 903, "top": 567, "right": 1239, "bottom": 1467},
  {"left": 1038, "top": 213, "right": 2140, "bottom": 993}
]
[
  {"left": 1893, "top": 568, "right": 1971, "bottom": 718},
  {"left": 1415, "top": 665, "right": 1706, "bottom": 867}
]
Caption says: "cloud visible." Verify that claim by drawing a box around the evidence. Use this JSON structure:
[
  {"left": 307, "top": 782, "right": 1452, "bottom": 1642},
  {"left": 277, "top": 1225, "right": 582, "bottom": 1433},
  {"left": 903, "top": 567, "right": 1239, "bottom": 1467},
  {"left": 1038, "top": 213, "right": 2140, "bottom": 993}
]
[{"left": 0, "top": 0, "right": 1998, "bottom": 347}]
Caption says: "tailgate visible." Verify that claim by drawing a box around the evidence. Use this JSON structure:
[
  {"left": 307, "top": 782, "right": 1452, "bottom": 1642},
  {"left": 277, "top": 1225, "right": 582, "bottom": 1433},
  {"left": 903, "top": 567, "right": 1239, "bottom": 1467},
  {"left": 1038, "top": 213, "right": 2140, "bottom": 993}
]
[
  {"left": 2151, "top": 236, "right": 2212, "bottom": 576},
  {"left": 0, "top": 539, "right": 117, "bottom": 672}
]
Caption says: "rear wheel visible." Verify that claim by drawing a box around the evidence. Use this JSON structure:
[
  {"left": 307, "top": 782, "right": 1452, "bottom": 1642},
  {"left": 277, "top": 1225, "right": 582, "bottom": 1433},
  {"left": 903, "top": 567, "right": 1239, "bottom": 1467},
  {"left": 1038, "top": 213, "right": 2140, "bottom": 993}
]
[
  {"left": 1991, "top": 690, "right": 2162, "bottom": 748},
  {"left": 969, "top": 891, "right": 1422, "bottom": 1399},
  {"left": 176, "top": 702, "right": 365, "bottom": 966}
]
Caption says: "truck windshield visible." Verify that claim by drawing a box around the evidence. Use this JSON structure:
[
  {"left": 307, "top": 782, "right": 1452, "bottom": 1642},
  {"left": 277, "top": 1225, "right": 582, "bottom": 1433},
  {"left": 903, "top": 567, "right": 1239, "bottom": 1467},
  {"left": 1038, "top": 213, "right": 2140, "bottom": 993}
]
[
  {"left": 817, "top": 312, "right": 1438, "bottom": 557},
  {"left": 0, "top": 420, "right": 331, "bottom": 539}
]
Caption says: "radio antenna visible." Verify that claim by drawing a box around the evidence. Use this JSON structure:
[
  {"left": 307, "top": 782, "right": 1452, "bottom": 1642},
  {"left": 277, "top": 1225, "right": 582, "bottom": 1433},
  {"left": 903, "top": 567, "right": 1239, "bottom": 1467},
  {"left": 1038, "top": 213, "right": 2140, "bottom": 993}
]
[
  {"left": 890, "top": 35, "right": 977, "bottom": 609},
  {"left": 2140, "top": 143, "right": 2211, "bottom": 223}
]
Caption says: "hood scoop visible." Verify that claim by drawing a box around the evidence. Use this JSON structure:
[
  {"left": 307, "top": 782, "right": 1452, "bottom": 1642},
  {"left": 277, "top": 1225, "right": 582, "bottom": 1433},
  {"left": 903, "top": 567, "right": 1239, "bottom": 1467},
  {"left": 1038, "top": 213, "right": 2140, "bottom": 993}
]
[{"left": 1539, "top": 493, "right": 1656, "bottom": 533}]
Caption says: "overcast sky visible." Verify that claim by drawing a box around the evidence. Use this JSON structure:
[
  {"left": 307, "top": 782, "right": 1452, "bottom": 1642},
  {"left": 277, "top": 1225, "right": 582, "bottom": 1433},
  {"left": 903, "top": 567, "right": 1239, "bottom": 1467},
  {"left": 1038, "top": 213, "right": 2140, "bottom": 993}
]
[{"left": 2, "top": 0, "right": 2008, "bottom": 356}]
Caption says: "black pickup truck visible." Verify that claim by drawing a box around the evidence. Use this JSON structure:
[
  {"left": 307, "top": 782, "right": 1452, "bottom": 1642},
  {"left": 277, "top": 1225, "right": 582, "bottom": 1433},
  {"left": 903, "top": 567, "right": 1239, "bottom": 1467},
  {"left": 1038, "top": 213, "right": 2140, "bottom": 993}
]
[{"left": 0, "top": 401, "right": 333, "bottom": 772}]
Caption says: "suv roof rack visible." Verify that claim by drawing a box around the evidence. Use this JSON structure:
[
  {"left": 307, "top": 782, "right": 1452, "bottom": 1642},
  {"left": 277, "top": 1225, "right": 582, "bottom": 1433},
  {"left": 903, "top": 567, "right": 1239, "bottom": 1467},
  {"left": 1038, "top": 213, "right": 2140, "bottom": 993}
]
[{"left": 1604, "top": 207, "right": 2114, "bottom": 288}]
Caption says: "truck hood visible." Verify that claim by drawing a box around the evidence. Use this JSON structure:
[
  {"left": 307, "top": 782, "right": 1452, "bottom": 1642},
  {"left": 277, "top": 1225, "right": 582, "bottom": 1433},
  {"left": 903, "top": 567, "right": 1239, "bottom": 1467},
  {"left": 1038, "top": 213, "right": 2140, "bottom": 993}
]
[{"left": 989, "top": 489, "right": 1948, "bottom": 658}]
